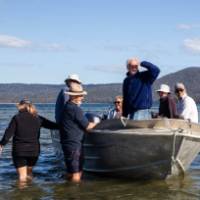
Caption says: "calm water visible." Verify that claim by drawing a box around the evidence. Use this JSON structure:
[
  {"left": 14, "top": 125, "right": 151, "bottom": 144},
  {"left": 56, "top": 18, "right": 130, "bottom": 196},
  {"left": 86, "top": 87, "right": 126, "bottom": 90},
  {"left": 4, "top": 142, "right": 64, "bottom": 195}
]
[{"left": 0, "top": 104, "right": 200, "bottom": 200}]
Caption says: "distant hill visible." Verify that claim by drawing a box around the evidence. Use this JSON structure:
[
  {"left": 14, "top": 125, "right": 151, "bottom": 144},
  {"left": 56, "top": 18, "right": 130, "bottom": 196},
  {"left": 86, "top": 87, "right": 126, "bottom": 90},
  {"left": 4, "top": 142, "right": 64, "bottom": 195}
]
[
  {"left": 0, "top": 83, "right": 122, "bottom": 103},
  {"left": 0, "top": 67, "right": 200, "bottom": 103},
  {"left": 153, "top": 67, "right": 200, "bottom": 102}
]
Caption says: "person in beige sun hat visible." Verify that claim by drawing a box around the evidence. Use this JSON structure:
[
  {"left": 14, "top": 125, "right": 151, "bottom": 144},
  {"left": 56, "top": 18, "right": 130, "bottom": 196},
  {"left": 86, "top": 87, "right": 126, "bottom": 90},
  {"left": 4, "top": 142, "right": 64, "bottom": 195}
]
[
  {"left": 55, "top": 74, "right": 82, "bottom": 123},
  {"left": 60, "top": 82, "right": 98, "bottom": 183}
]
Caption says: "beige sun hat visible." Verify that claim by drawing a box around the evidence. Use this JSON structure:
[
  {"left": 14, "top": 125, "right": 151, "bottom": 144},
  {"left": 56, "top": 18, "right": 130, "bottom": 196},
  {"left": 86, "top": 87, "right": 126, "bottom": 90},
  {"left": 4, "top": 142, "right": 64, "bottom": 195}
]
[
  {"left": 64, "top": 74, "right": 81, "bottom": 84},
  {"left": 156, "top": 84, "right": 170, "bottom": 93},
  {"left": 65, "top": 82, "right": 87, "bottom": 96}
]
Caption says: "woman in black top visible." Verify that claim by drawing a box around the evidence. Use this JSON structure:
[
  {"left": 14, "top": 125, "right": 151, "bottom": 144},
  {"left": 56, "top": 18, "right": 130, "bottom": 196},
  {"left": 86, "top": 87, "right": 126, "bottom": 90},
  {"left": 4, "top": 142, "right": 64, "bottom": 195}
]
[
  {"left": 0, "top": 99, "right": 58, "bottom": 182},
  {"left": 155, "top": 84, "right": 177, "bottom": 118}
]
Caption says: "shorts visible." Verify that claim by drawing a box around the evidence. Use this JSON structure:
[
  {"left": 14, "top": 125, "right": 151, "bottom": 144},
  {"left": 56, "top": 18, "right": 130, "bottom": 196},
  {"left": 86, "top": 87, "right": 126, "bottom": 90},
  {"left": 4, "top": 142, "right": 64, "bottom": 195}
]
[
  {"left": 129, "top": 109, "right": 151, "bottom": 120},
  {"left": 62, "top": 147, "right": 84, "bottom": 173},
  {"left": 12, "top": 156, "right": 38, "bottom": 168}
]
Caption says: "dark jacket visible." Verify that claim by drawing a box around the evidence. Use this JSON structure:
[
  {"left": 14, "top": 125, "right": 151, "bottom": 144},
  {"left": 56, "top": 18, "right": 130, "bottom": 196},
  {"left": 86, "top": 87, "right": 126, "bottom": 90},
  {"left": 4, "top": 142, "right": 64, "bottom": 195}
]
[
  {"left": 123, "top": 61, "right": 160, "bottom": 117},
  {"left": 159, "top": 95, "right": 177, "bottom": 118},
  {"left": 0, "top": 111, "right": 58, "bottom": 157},
  {"left": 60, "top": 101, "right": 89, "bottom": 150},
  {"left": 55, "top": 87, "right": 69, "bottom": 123}
]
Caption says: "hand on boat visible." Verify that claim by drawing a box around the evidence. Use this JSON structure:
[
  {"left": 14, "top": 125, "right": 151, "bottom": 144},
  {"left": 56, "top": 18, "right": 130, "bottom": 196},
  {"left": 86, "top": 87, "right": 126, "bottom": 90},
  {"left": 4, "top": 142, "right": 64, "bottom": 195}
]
[{"left": 0, "top": 145, "right": 3, "bottom": 155}]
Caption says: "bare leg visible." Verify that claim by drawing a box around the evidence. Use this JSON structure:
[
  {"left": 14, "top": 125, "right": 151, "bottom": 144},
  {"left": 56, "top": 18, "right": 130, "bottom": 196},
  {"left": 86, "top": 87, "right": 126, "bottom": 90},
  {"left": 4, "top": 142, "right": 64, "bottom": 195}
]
[
  {"left": 17, "top": 166, "right": 28, "bottom": 182},
  {"left": 67, "top": 171, "right": 82, "bottom": 183},
  {"left": 27, "top": 166, "right": 33, "bottom": 180}
]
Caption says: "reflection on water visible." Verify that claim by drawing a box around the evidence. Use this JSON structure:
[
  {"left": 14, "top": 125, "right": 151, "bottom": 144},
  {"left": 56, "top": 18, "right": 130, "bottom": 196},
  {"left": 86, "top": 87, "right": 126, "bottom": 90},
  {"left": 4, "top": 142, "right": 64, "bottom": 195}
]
[
  {"left": 1, "top": 176, "right": 200, "bottom": 200},
  {"left": 0, "top": 104, "right": 200, "bottom": 200}
]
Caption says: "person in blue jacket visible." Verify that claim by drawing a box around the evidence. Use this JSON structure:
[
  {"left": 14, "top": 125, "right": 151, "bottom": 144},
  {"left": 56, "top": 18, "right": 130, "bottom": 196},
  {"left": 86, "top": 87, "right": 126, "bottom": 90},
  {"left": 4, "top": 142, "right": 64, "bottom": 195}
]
[
  {"left": 55, "top": 74, "right": 82, "bottom": 123},
  {"left": 60, "top": 83, "right": 98, "bottom": 182},
  {"left": 122, "top": 58, "right": 160, "bottom": 120}
]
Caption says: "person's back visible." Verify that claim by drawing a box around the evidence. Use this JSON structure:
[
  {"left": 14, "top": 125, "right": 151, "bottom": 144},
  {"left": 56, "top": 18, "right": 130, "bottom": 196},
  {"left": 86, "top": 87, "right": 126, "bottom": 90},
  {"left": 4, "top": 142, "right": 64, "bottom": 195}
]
[
  {"left": 12, "top": 111, "right": 41, "bottom": 155},
  {"left": 0, "top": 99, "right": 58, "bottom": 182},
  {"left": 55, "top": 87, "right": 68, "bottom": 123},
  {"left": 55, "top": 74, "right": 82, "bottom": 123},
  {"left": 60, "top": 101, "right": 88, "bottom": 149}
]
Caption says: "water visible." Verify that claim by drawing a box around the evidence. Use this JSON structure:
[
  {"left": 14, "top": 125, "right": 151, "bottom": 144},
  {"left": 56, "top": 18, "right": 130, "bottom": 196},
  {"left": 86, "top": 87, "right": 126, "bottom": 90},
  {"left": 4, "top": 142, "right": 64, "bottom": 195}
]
[{"left": 0, "top": 103, "right": 200, "bottom": 200}]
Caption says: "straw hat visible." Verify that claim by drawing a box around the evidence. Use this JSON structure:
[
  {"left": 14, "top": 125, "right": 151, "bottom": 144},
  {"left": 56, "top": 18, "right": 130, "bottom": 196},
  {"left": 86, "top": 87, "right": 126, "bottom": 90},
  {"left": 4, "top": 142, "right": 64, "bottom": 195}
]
[
  {"left": 65, "top": 82, "right": 87, "bottom": 96},
  {"left": 156, "top": 84, "right": 170, "bottom": 93}
]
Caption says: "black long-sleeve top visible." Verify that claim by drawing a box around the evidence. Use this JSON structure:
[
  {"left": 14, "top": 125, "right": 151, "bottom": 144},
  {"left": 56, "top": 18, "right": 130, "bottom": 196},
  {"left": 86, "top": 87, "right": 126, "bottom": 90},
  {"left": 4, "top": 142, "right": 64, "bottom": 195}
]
[
  {"left": 0, "top": 111, "right": 59, "bottom": 157},
  {"left": 159, "top": 95, "right": 177, "bottom": 118}
]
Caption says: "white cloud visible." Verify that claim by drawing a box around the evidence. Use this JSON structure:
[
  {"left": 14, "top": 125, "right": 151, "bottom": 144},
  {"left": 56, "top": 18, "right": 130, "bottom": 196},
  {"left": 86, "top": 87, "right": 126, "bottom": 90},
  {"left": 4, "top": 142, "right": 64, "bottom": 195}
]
[
  {"left": 44, "top": 43, "right": 65, "bottom": 51},
  {"left": 31, "top": 43, "right": 65, "bottom": 52},
  {"left": 177, "top": 23, "right": 200, "bottom": 30},
  {"left": 0, "top": 34, "right": 75, "bottom": 52},
  {"left": 38, "top": 43, "right": 77, "bottom": 52},
  {"left": 0, "top": 62, "right": 36, "bottom": 68},
  {"left": 183, "top": 38, "right": 200, "bottom": 53},
  {"left": 177, "top": 24, "right": 192, "bottom": 30},
  {"left": 0, "top": 34, "right": 31, "bottom": 48}
]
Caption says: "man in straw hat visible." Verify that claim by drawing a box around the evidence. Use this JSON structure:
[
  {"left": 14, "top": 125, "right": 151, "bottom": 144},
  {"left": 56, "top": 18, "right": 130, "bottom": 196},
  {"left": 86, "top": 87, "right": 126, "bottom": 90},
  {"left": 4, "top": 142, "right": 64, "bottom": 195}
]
[
  {"left": 60, "top": 82, "right": 98, "bottom": 182},
  {"left": 175, "top": 82, "right": 198, "bottom": 123},
  {"left": 55, "top": 74, "right": 82, "bottom": 123},
  {"left": 122, "top": 58, "right": 160, "bottom": 120},
  {"left": 152, "top": 84, "right": 177, "bottom": 118}
]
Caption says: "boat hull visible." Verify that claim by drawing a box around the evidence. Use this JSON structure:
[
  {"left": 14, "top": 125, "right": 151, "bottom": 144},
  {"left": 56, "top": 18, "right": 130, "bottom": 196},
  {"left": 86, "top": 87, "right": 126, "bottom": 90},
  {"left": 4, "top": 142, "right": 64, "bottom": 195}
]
[
  {"left": 83, "top": 129, "right": 182, "bottom": 179},
  {"left": 51, "top": 119, "right": 200, "bottom": 180}
]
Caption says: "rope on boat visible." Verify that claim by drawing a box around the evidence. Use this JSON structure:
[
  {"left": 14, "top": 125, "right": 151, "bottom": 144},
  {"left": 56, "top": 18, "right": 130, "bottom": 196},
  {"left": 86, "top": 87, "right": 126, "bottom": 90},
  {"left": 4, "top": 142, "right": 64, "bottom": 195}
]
[
  {"left": 187, "top": 119, "right": 193, "bottom": 135},
  {"left": 170, "top": 117, "right": 198, "bottom": 173},
  {"left": 170, "top": 119, "right": 196, "bottom": 176},
  {"left": 120, "top": 117, "right": 128, "bottom": 127},
  {"left": 171, "top": 122, "right": 187, "bottom": 175},
  {"left": 171, "top": 129, "right": 178, "bottom": 163},
  {"left": 171, "top": 129, "right": 185, "bottom": 175}
]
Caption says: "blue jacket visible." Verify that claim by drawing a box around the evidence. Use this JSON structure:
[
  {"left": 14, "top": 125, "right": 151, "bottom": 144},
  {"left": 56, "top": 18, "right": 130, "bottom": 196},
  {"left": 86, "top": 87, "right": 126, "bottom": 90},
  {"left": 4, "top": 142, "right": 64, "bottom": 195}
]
[
  {"left": 55, "top": 87, "right": 69, "bottom": 123},
  {"left": 122, "top": 61, "right": 160, "bottom": 117}
]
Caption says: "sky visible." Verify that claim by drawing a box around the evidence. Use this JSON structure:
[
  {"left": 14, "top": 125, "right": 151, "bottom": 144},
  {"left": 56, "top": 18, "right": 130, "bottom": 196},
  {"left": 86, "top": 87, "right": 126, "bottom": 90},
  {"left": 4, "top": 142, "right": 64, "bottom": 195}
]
[{"left": 0, "top": 0, "right": 200, "bottom": 84}]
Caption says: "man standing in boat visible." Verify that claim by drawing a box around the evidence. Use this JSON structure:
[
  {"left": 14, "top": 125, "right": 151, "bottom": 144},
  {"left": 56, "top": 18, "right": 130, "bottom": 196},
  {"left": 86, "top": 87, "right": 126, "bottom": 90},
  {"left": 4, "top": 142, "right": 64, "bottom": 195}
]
[{"left": 122, "top": 58, "right": 160, "bottom": 120}]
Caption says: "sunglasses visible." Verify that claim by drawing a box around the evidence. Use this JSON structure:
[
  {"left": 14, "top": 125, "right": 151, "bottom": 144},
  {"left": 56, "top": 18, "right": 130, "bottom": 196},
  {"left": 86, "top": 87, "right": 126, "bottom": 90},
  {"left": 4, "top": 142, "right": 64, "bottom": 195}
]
[
  {"left": 114, "top": 101, "right": 121, "bottom": 104},
  {"left": 175, "top": 89, "right": 184, "bottom": 93},
  {"left": 128, "top": 64, "right": 138, "bottom": 68}
]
